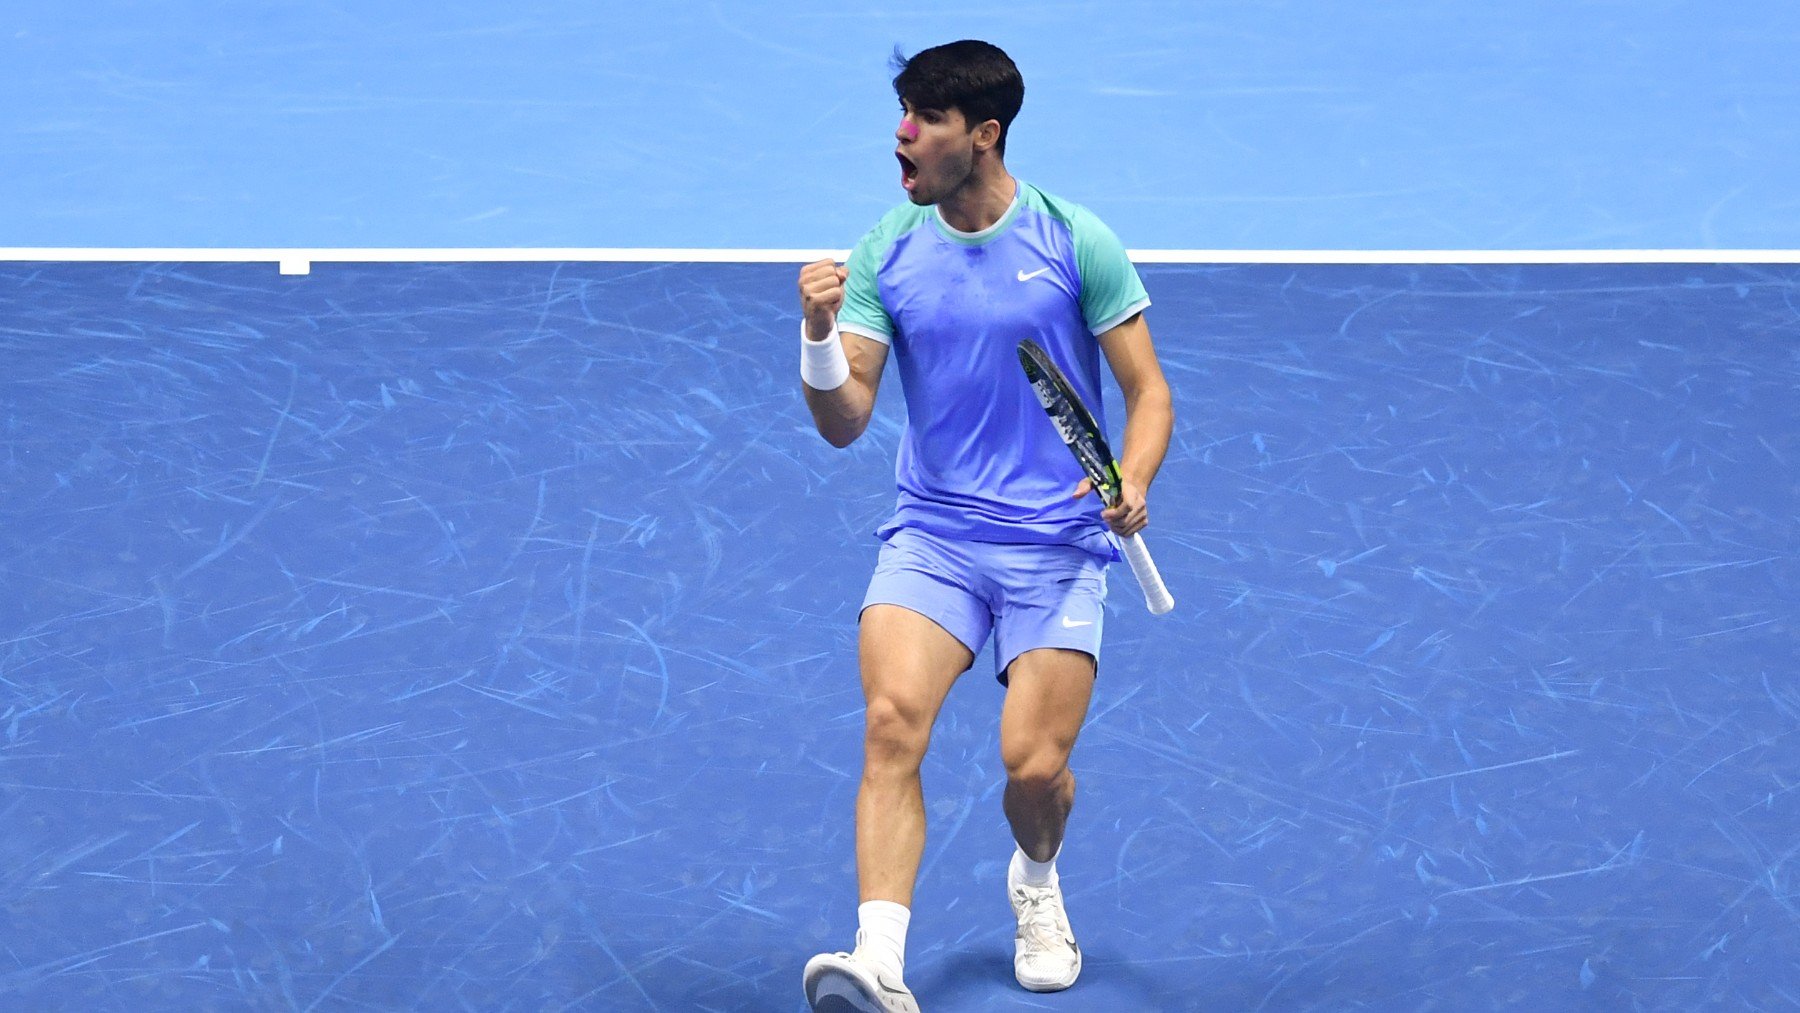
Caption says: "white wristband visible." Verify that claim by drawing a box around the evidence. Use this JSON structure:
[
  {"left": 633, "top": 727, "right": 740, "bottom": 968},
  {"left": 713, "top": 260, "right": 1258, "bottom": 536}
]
[{"left": 801, "top": 320, "right": 851, "bottom": 391}]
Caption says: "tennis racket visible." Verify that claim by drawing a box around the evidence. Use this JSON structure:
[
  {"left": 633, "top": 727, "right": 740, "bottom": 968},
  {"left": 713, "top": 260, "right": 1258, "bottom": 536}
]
[{"left": 1017, "top": 338, "right": 1175, "bottom": 615}]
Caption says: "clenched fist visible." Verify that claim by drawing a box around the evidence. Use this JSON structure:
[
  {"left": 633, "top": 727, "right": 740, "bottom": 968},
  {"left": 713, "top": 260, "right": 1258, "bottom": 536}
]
[{"left": 798, "top": 259, "right": 849, "bottom": 342}]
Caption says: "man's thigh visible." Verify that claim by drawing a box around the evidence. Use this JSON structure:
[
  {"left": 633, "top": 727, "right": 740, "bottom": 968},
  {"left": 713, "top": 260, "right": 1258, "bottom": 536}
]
[
  {"left": 858, "top": 604, "right": 974, "bottom": 724},
  {"left": 998, "top": 648, "right": 1096, "bottom": 766}
]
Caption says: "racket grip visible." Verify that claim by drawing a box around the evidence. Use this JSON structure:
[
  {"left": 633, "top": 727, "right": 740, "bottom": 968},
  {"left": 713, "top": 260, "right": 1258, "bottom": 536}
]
[{"left": 1120, "top": 532, "right": 1175, "bottom": 615}]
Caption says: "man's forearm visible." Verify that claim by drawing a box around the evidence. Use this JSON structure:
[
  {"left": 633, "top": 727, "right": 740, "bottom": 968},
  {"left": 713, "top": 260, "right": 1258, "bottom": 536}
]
[
  {"left": 805, "top": 381, "right": 875, "bottom": 448},
  {"left": 1117, "top": 385, "right": 1173, "bottom": 490}
]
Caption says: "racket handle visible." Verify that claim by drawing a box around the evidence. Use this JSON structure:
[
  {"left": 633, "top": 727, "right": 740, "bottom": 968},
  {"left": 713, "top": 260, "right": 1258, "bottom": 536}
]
[{"left": 1120, "top": 532, "right": 1175, "bottom": 615}]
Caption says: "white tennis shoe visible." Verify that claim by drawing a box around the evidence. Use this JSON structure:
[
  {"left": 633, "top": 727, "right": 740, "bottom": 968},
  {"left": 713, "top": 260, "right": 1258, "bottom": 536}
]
[
  {"left": 1008, "top": 852, "right": 1082, "bottom": 992},
  {"left": 803, "top": 932, "right": 920, "bottom": 1012}
]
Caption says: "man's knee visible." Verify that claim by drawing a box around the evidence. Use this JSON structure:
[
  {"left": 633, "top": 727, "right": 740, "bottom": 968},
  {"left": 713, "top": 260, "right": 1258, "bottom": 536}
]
[
  {"left": 1003, "top": 738, "right": 1075, "bottom": 794},
  {"left": 863, "top": 693, "right": 932, "bottom": 770}
]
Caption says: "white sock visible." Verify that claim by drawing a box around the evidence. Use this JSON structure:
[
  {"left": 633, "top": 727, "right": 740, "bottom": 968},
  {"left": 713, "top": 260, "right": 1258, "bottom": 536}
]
[
  {"left": 1014, "top": 844, "right": 1060, "bottom": 888},
  {"left": 856, "top": 900, "right": 910, "bottom": 976}
]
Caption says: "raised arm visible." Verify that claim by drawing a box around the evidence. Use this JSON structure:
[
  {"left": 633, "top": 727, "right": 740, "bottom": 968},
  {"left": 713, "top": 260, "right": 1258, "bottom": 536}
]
[{"left": 799, "top": 258, "right": 890, "bottom": 448}]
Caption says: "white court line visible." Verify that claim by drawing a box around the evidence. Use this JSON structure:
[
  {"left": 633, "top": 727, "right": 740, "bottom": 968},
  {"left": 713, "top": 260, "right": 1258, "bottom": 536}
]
[{"left": 1, "top": 248, "right": 1799, "bottom": 275}]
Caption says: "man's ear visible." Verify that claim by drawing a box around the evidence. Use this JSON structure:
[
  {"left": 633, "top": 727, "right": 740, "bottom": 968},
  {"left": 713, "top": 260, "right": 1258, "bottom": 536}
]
[{"left": 973, "top": 119, "right": 1002, "bottom": 152}]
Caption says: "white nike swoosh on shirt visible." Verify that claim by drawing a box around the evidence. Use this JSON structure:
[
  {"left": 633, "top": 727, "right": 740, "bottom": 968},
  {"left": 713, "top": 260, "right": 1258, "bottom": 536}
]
[
  {"left": 1017, "top": 267, "right": 1052, "bottom": 282},
  {"left": 1060, "top": 616, "right": 1093, "bottom": 628}
]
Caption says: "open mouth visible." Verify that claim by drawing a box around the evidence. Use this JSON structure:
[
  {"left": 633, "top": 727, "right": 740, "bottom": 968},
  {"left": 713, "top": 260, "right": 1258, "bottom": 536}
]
[{"left": 897, "top": 151, "right": 918, "bottom": 191}]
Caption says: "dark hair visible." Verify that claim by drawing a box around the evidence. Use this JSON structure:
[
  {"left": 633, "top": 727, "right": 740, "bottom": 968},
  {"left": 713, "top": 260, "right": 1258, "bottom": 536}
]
[{"left": 891, "top": 40, "right": 1024, "bottom": 157}]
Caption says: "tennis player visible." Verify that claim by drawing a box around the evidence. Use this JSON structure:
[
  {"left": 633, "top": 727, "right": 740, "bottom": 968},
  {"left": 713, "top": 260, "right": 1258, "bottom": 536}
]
[{"left": 797, "top": 40, "right": 1173, "bottom": 1011}]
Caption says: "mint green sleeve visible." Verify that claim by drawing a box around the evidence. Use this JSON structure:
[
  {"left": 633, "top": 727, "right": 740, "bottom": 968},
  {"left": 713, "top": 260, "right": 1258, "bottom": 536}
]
[
  {"left": 836, "top": 227, "right": 894, "bottom": 344},
  {"left": 1073, "top": 208, "right": 1151, "bottom": 335}
]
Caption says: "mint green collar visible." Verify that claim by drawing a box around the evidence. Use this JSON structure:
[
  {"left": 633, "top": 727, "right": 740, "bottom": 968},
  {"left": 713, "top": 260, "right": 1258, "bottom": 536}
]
[{"left": 932, "top": 180, "right": 1024, "bottom": 246}]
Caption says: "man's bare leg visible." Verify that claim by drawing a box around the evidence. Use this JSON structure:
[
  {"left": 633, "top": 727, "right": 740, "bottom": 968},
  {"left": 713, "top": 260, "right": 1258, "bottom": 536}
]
[
  {"left": 999, "top": 648, "right": 1094, "bottom": 859},
  {"left": 804, "top": 605, "right": 970, "bottom": 1012},
  {"left": 997, "top": 647, "right": 1095, "bottom": 992},
  {"left": 855, "top": 604, "right": 973, "bottom": 906}
]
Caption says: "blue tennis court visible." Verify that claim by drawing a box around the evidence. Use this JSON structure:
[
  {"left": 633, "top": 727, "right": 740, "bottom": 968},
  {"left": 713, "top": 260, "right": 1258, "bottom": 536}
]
[
  {"left": 4, "top": 260, "right": 1795, "bottom": 1009},
  {"left": 4, "top": 3, "right": 1799, "bottom": 1011}
]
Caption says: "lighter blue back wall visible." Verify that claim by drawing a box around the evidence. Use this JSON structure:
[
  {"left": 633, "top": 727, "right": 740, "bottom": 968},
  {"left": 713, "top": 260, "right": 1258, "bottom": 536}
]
[{"left": 4, "top": 1, "right": 1797, "bottom": 249}]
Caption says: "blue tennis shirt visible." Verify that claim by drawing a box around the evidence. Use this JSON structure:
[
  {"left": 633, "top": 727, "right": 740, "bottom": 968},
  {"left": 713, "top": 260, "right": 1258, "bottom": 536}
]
[{"left": 835, "top": 181, "right": 1150, "bottom": 553}]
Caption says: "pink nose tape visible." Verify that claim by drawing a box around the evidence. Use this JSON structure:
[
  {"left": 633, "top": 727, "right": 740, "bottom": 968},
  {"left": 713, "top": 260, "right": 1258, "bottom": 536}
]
[{"left": 898, "top": 118, "right": 919, "bottom": 140}]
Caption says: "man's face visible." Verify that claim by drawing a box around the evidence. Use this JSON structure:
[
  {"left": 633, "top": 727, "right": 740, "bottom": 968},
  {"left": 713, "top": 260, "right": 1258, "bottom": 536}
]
[{"left": 895, "top": 102, "right": 980, "bottom": 206}]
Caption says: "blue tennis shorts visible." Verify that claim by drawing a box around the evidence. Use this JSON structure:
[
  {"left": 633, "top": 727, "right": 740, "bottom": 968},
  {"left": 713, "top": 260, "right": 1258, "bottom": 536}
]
[{"left": 861, "top": 527, "right": 1109, "bottom": 684}]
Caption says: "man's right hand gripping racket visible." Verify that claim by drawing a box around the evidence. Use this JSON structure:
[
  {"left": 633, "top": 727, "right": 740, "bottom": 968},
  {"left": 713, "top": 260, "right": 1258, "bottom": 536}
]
[{"left": 1017, "top": 339, "right": 1175, "bottom": 616}]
